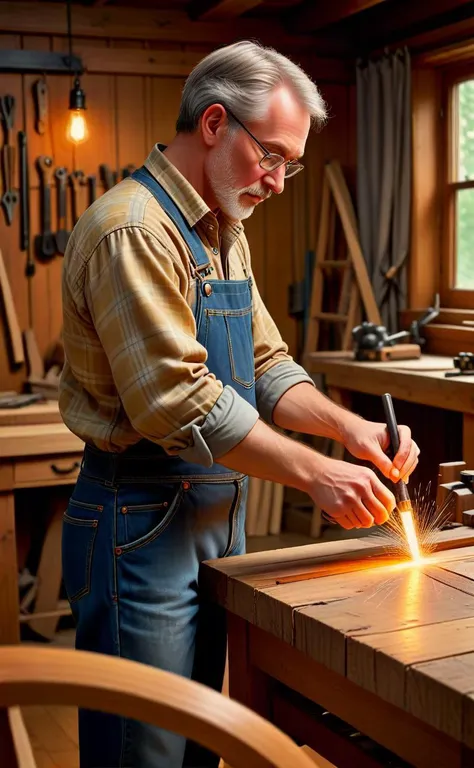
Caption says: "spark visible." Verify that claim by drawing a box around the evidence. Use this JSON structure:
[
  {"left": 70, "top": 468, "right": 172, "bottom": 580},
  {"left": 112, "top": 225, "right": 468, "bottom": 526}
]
[{"left": 367, "top": 480, "right": 455, "bottom": 564}]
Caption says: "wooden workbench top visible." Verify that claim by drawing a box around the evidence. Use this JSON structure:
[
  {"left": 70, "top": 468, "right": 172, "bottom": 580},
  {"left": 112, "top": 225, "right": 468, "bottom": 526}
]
[
  {"left": 0, "top": 421, "right": 83, "bottom": 458},
  {"left": 201, "top": 526, "right": 474, "bottom": 751},
  {"left": 0, "top": 400, "right": 63, "bottom": 427},
  {"left": 304, "top": 353, "right": 474, "bottom": 414}
]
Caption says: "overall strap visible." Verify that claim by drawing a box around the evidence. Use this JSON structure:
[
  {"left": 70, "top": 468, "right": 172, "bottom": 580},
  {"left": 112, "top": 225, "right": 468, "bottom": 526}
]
[{"left": 131, "top": 166, "right": 212, "bottom": 277}]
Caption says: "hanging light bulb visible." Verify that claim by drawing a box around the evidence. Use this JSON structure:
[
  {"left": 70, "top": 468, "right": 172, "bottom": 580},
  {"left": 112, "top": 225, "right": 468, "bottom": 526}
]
[{"left": 67, "top": 77, "right": 88, "bottom": 144}]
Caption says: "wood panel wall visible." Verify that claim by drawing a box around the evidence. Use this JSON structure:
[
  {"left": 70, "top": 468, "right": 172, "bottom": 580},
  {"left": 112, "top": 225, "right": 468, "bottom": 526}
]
[{"left": 0, "top": 28, "right": 355, "bottom": 394}]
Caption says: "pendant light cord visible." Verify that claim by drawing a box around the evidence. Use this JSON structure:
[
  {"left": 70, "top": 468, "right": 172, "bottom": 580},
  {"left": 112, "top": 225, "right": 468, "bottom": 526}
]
[{"left": 66, "top": 0, "right": 74, "bottom": 73}]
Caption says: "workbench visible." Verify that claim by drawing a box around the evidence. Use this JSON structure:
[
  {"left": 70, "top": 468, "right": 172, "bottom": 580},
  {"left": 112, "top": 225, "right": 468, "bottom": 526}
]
[
  {"left": 0, "top": 402, "right": 83, "bottom": 644},
  {"left": 304, "top": 353, "right": 474, "bottom": 467},
  {"left": 201, "top": 527, "right": 474, "bottom": 768}
]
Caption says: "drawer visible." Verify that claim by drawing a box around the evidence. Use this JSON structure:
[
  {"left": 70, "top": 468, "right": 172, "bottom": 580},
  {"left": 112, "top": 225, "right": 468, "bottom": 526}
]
[{"left": 13, "top": 453, "right": 83, "bottom": 487}]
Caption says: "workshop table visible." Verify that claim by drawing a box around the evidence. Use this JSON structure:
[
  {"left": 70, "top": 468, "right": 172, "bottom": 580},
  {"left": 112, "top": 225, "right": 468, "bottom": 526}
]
[
  {"left": 0, "top": 402, "right": 83, "bottom": 645},
  {"left": 201, "top": 527, "right": 474, "bottom": 768},
  {"left": 304, "top": 353, "right": 474, "bottom": 468}
]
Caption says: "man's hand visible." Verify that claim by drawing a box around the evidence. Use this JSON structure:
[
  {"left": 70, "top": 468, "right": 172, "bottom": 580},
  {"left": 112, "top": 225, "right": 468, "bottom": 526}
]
[
  {"left": 341, "top": 419, "right": 420, "bottom": 484},
  {"left": 309, "top": 455, "right": 396, "bottom": 530}
]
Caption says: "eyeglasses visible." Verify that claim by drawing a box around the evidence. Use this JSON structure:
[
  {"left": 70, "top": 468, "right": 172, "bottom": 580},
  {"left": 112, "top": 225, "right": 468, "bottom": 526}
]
[{"left": 225, "top": 107, "right": 304, "bottom": 179}]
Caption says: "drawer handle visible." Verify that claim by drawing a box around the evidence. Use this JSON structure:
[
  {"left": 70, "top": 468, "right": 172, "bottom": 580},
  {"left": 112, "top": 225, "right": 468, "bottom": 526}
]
[{"left": 50, "top": 461, "right": 81, "bottom": 476}]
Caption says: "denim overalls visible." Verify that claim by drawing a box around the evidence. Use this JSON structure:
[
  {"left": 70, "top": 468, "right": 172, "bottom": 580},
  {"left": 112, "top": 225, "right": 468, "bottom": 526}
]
[{"left": 61, "top": 166, "right": 256, "bottom": 768}]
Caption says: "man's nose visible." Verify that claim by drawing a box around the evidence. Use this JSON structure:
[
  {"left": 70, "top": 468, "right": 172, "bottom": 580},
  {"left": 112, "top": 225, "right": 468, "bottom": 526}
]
[{"left": 263, "top": 165, "right": 286, "bottom": 195}]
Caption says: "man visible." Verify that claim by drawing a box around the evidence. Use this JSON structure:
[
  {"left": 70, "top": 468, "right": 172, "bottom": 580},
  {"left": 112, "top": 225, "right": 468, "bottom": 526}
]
[{"left": 60, "top": 40, "right": 419, "bottom": 768}]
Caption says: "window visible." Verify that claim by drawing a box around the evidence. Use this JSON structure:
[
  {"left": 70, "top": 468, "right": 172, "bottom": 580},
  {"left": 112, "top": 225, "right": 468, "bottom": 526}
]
[{"left": 443, "top": 68, "right": 474, "bottom": 307}]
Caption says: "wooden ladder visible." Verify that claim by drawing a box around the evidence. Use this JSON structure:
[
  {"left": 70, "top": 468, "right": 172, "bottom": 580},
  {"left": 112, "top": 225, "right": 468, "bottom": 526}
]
[
  {"left": 303, "top": 161, "right": 381, "bottom": 538},
  {"left": 303, "top": 160, "right": 381, "bottom": 360}
]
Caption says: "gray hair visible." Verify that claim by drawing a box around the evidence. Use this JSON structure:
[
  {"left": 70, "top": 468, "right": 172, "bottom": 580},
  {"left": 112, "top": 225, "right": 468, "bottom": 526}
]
[{"left": 176, "top": 40, "right": 327, "bottom": 133}]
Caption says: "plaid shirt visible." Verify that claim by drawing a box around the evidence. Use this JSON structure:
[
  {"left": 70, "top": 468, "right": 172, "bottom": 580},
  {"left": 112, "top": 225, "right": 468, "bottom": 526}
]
[{"left": 59, "top": 144, "right": 312, "bottom": 463}]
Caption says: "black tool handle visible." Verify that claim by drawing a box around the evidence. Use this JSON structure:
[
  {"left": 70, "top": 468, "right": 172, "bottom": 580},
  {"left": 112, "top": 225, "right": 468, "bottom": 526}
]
[
  {"left": 18, "top": 131, "right": 30, "bottom": 253},
  {"left": 88, "top": 174, "right": 96, "bottom": 205},
  {"left": 37, "top": 155, "right": 53, "bottom": 231},
  {"left": 381, "top": 393, "right": 410, "bottom": 504},
  {"left": 55, "top": 167, "right": 67, "bottom": 224}
]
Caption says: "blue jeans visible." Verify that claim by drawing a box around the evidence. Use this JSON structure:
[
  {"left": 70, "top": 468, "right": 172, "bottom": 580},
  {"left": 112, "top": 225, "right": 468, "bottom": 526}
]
[{"left": 62, "top": 447, "right": 247, "bottom": 768}]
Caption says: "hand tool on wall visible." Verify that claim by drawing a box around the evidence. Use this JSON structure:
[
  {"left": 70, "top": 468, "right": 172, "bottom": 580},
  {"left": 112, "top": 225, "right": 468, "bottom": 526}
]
[
  {"left": 54, "top": 167, "right": 69, "bottom": 255},
  {"left": 121, "top": 164, "right": 136, "bottom": 180},
  {"left": 35, "top": 155, "right": 56, "bottom": 261},
  {"left": 99, "top": 163, "right": 116, "bottom": 191},
  {"left": 0, "top": 247, "right": 25, "bottom": 366},
  {"left": 382, "top": 392, "right": 421, "bottom": 562},
  {"left": 69, "top": 169, "right": 84, "bottom": 225},
  {"left": 0, "top": 95, "right": 19, "bottom": 225},
  {"left": 85, "top": 173, "right": 96, "bottom": 206},
  {"left": 32, "top": 78, "right": 48, "bottom": 136},
  {"left": 18, "top": 131, "right": 34, "bottom": 277}
]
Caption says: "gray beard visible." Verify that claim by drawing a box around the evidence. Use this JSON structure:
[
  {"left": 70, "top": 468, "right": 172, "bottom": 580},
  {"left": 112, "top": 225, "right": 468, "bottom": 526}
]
[{"left": 207, "top": 135, "right": 271, "bottom": 221}]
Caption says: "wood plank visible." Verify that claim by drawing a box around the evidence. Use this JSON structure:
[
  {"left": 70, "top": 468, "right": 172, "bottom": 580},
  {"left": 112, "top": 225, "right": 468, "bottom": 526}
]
[
  {"left": 78, "top": 46, "right": 203, "bottom": 76},
  {"left": 289, "top": 0, "right": 385, "bottom": 32},
  {"left": 149, "top": 77, "right": 186, "bottom": 146},
  {"left": 407, "top": 653, "right": 474, "bottom": 742},
  {"left": 114, "top": 76, "right": 148, "bottom": 170},
  {"left": 249, "top": 623, "right": 463, "bottom": 768},
  {"left": 0, "top": 401, "right": 61, "bottom": 427},
  {"left": 0, "top": 491, "right": 20, "bottom": 643},
  {"left": 200, "top": 537, "right": 374, "bottom": 616},
  {"left": 294, "top": 567, "right": 474, "bottom": 676},
  {"left": 202, "top": 527, "right": 474, "bottom": 625},
  {"left": 0, "top": 2, "right": 316, "bottom": 50},
  {"left": 188, "top": 0, "right": 264, "bottom": 22},
  {"left": 73, "top": 74, "right": 117, "bottom": 178},
  {"left": 347, "top": 605, "right": 474, "bottom": 710},
  {"left": 264, "top": 186, "right": 297, "bottom": 357},
  {"left": 304, "top": 355, "right": 474, "bottom": 415},
  {"left": 255, "top": 563, "right": 409, "bottom": 645},
  {"left": 8, "top": 707, "right": 36, "bottom": 768},
  {"left": 0, "top": 424, "right": 83, "bottom": 458},
  {"left": 0, "top": 48, "right": 28, "bottom": 389},
  {"left": 409, "top": 67, "right": 441, "bottom": 308}
]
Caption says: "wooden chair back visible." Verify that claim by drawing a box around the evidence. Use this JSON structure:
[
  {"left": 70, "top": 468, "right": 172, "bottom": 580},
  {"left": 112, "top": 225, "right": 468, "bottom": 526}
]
[{"left": 0, "top": 645, "right": 316, "bottom": 768}]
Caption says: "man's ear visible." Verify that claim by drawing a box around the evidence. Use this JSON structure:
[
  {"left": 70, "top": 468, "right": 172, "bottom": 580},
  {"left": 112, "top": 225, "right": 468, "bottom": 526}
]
[{"left": 200, "top": 104, "right": 227, "bottom": 148}]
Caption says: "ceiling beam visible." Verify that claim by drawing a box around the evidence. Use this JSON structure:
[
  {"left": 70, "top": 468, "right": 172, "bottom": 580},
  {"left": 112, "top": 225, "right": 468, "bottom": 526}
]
[
  {"left": 351, "top": 0, "right": 474, "bottom": 53},
  {"left": 187, "top": 0, "right": 265, "bottom": 22},
  {"left": 287, "top": 0, "right": 388, "bottom": 33}
]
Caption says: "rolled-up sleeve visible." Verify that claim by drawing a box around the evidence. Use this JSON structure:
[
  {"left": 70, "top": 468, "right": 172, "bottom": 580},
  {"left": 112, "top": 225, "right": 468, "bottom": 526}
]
[
  {"left": 85, "top": 225, "right": 258, "bottom": 465},
  {"left": 250, "top": 271, "right": 314, "bottom": 424}
]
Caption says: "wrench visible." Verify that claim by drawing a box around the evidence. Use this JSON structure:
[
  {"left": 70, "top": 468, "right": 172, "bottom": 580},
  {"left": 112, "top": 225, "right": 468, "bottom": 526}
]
[
  {"left": 0, "top": 95, "right": 18, "bottom": 225},
  {"left": 35, "top": 155, "right": 56, "bottom": 261},
  {"left": 54, "top": 167, "right": 69, "bottom": 255},
  {"left": 69, "top": 169, "right": 85, "bottom": 225}
]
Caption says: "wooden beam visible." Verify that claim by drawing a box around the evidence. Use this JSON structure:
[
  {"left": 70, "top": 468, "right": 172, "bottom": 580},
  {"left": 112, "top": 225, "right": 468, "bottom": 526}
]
[
  {"left": 352, "top": 0, "right": 474, "bottom": 53},
  {"left": 0, "top": 2, "right": 318, "bottom": 51},
  {"left": 188, "top": 0, "right": 264, "bottom": 22},
  {"left": 288, "top": 0, "right": 387, "bottom": 33},
  {"left": 77, "top": 46, "right": 204, "bottom": 76}
]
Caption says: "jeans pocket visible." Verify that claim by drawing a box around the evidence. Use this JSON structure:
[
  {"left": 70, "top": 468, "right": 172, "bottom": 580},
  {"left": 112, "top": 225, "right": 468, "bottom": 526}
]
[
  {"left": 62, "top": 501, "right": 101, "bottom": 603},
  {"left": 222, "top": 477, "right": 247, "bottom": 557},
  {"left": 117, "top": 483, "right": 184, "bottom": 555}
]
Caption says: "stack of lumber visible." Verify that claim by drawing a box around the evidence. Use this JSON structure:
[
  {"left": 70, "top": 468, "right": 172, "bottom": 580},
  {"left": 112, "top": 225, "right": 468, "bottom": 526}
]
[{"left": 245, "top": 477, "right": 285, "bottom": 536}]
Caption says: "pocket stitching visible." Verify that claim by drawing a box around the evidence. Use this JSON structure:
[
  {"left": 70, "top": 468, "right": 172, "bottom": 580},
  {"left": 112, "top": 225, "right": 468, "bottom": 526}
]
[
  {"left": 223, "top": 479, "right": 243, "bottom": 558},
  {"left": 224, "top": 315, "right": 254, "bottom": 389},
  {"left": 117, "top": 487, "right": 184, "bottom": 555}
]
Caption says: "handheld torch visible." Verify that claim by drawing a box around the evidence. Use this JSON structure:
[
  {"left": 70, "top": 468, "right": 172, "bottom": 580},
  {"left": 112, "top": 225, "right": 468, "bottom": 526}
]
[{"left": 381, "top": 393, "right": 422, "bottom": 562}]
